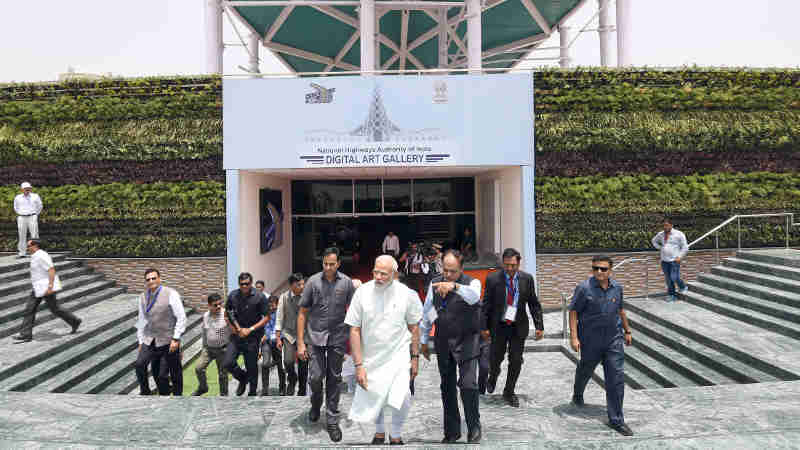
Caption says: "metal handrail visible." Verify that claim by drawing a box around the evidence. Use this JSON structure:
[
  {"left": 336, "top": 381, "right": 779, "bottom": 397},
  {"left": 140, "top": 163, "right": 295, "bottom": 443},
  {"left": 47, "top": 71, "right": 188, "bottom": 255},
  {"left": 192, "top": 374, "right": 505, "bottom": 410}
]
[
  {"left": 560, "top": 292, "right": 571, "bottom": 340},
  {"left": 613, "top": 257, "right": 650, "bottom": 300},
  {"left": 686, "top": 212, "right": 796, "bottom": 265}
]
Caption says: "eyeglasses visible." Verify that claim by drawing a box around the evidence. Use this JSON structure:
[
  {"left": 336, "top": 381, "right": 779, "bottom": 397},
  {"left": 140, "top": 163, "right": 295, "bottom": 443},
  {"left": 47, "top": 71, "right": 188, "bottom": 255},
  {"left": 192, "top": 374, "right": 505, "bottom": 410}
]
[
  {"left": 145, "top": 277, "right": 158, "bottom": 281},
  {"left": 239, "top": 282, "right": 251, "bottom": 287},
  {"left": 592, "top": 266, "right": 610, "bottom": 272}
]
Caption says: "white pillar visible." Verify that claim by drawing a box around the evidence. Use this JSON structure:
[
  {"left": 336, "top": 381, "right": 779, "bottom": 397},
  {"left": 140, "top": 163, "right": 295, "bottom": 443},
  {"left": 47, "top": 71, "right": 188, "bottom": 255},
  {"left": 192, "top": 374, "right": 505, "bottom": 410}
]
[
  {"left": 559, "top": 25, "right": 571, "bottom": 69},
  {"left": 205, "top": 0, "right": 223, "bottom": 74},
  {"left": 360, "top": 0, "right": 376, "bottom": 73},
  {"left": 438, "top": 9, "right": 448, "bottom": 68},
  {"left": 467, "top": 0, "right": 482, "bottom": 72},
  {"left": 616, "top": 0, "right": 632, "bottom": 67},
  {"left": 598, "top": 0, "right": 611, "bottom": 67},
  {"left": 247, "top": 32, "right": 260, "bottom": 75}
]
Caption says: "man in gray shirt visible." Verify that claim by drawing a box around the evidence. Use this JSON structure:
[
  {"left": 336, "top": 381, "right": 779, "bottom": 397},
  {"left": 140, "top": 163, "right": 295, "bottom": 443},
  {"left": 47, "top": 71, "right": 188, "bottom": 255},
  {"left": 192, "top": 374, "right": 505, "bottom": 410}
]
[
  {"left": 298, "top": 247, "right": 356, "bottom": 443},
  {"left": 275, "top": 273, "right": 309, "bottom": 396}
]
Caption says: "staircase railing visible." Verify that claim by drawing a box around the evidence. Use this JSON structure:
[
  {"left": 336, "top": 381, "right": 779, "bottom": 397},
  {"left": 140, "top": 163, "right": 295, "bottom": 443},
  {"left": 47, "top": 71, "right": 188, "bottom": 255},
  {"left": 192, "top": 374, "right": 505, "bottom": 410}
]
[{"left": 687, "top": 213, "right": 796, "bottom": 265}]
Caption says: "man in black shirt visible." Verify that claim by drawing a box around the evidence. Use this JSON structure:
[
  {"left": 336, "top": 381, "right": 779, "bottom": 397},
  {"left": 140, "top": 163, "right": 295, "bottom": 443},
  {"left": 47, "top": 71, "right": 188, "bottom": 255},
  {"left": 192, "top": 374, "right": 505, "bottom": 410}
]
[{"left": 223, "top": 272, "right": 270, "bottom": 396}]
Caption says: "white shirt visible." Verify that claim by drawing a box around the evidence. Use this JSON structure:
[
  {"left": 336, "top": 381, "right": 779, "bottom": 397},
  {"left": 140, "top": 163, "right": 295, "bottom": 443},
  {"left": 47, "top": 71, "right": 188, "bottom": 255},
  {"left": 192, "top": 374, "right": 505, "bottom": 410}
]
[
  {"left": 419, "top": 277, "right": 481, "bottom": 345},
  {"left": 345, "top": 280, "right": 423, "bottom": 422},
  {"left": 136, "top": 286, "right": 187, "bottom": 344},
  {"left": 30, "top": 249, "right": 60, "bottom": 298},
  {"left": 652, "top": 228, "right": 689, "bottom": 262},
  {"left": 382, "top": 234, "right": 400, "bottom": 253},
  {"left": 202, "top": 309, "right": 231, "bottom": 348},
  {"left": 14, "top": 192, "right": 43, "bottom": 216}
]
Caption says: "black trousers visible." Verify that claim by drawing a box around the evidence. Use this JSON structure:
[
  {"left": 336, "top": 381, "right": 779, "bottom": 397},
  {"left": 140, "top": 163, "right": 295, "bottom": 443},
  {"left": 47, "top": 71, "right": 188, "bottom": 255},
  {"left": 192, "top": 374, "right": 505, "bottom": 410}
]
[
  {"left": 437, "top": 348, "right": 480, "bottom": 438},
  {"left": 478, "top": 338, "right": 491, "bottom": 393},
  {"left": 259, "top": 339, "right": 286, "bottom": 393},
  {"left": 135, "top": 341, "right": 181, "bottom": 395},
  {"left": 309, "top": 345, "right": 345, "bottom": 424},
  {"left": 489, "top": 323, "right": 526, "bottom": 395},
  {"left": 223, "top": 336, "right": 260, "bottom": 395},
  {"left": 19, "top": 292, "right": 80, "bottom": 338}
]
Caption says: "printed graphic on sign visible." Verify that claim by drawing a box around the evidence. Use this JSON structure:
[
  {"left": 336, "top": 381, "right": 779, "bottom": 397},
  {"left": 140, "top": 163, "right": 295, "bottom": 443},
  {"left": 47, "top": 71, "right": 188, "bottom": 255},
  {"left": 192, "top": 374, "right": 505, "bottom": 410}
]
[
  {"left": 305, "top": 83, "right": 335, "bottom": 104},
  {"left": 302, "top": 84, "right": 452, "bottom": 167}
]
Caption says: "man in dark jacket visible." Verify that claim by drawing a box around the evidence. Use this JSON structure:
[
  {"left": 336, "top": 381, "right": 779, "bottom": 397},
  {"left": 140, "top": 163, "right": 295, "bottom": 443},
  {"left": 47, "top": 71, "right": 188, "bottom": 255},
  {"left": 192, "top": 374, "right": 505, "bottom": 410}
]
[
  {"left": 482, "top": 248, "right": 543, "bottom": 407},
  {"left": 420, "top": 250, "right": 483, "bottom": 444}
]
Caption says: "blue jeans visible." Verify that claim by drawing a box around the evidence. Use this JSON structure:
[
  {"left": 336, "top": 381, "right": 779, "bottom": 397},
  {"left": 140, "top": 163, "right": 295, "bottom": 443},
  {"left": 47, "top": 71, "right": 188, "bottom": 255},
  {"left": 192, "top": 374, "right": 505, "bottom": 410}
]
[{"left": 661, "top": 261, "right": 686, "bottom": 296}]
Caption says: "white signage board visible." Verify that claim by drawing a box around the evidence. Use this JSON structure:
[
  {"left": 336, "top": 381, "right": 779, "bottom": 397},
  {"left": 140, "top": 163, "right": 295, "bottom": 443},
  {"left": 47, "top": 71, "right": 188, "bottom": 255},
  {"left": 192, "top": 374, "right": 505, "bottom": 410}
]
[{"left": 224, "top": 74, "right": 533, "bottom": 169}]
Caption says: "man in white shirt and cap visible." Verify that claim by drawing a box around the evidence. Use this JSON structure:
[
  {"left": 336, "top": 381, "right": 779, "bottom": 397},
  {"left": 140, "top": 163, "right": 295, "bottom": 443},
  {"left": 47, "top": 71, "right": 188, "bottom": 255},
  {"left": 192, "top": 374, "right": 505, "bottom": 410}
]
[
  {"left": 13, "top": 239, "right": 81, "bottom": 342},
  {"left": 345, "top": 255, "right": 422, "bottom": 445},
  {"left": 13, "top": 182, "right": 43, "bottom": 258}
]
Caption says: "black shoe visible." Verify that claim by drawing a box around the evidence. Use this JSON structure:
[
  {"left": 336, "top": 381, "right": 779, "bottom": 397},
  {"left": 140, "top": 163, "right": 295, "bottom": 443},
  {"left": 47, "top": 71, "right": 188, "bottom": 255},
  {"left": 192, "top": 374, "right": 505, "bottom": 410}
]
[
  {"left": 486, "top": 377, "right": 496, "bottom": 394},
  {"left": 278, "top": 384, "right": 286, "bottom": 396},
  {"left": 297, "top": 387, "right": 307, "bottom": 396},
  {"left": 441, "top": 434, "right": 461, "bottom": 443},
  {"left": 389, "top": 437, "right": 404, "bottom": 445},
  {"left": 308, "top": 408, "right": 320, "bottom": 423},
  {"left": 327, "top": 423, "right": 342, "bottom": 442},
  {"left": 467, "top": 427, "right": 482, "bottom": 443},
  {"left": 571, "top": 394, "right": 585, "bottom": 407},
  {"left": 220, "top": 391, "right": 228, "bottom": 396},
  {"left": 371, "top": 434, "right": 386, "bottom": 445},
  {"left": 191, "top": 388, "right": 208, "bottom": 396},
  {"left": 609, "top": 422, "right": 633, "bottom": 436},
  {"left": 285, "top": 382, "right": 295, "bottom": 396},
  {"left": 503, "top": 392, "right": 520, "bottom": 407},
  {"left": 236, "top": 380, "right": 247, "bottom": 396},
  {"left": 12, "top": 335, "right": 32, "bottom": 342},
  {"left": 261, "top": 389, "right": 269, "bottom": 396},
  {"left": 70, "top": 318, "right": 82, "bottom": 334}
]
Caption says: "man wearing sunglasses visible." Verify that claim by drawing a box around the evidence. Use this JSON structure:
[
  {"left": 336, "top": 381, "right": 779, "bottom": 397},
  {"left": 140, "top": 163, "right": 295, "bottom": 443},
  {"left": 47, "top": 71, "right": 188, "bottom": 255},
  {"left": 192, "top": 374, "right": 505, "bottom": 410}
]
[
  {"left": 134, "top": 268, "right": 187, "bottom": 395},
  {"left": 192, "top": 293, "right": 231, "bottom": 396},
  {"left": 223, "top": 272, "right": 271, "bottom": 396},
  {"left": 568, "top": 255, "right": 634, "bottom": 437}
]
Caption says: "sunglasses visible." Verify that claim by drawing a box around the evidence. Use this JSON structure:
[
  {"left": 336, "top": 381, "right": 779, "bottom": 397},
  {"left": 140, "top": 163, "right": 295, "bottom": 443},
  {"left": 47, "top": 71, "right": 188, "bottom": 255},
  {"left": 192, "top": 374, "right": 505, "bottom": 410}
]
[
  {"left": 145, "top": 277, "right": 158, "bottom": 281},
  {"left": 239, "top": 282, "right": 252, "bottom": 287},
  {"left": 592, "top": 266, "right": 610, "bottom": 272},
  {"left": 211, "top": 302, "right": 223, "bottom": 308}
]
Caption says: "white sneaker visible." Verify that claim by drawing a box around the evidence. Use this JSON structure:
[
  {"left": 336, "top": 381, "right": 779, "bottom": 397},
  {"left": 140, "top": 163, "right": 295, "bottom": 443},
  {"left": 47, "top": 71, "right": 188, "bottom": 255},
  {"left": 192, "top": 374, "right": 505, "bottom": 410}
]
[
  {"left": 667, "top": 295, "right": 677, "bottom": 303},
  {"left": 679, "top": 286, "right": 689, "bottom": 295}
]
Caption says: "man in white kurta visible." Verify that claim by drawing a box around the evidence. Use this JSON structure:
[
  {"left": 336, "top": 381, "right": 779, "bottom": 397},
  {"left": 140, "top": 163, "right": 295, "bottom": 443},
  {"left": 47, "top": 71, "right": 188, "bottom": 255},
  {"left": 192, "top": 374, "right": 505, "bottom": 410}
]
[{"left": 345, "top": 255, "right": 422, "bottom": 445}]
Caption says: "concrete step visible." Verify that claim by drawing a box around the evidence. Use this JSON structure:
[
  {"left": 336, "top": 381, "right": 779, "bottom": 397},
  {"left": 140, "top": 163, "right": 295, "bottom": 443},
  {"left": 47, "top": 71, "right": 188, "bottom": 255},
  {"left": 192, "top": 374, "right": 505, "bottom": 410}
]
[
  {"left": 624, "top": 341, "right": 702, "bottom": 389},
  {"left": 626, "top": 301, "right": 799, "bottom": 382},
  {"left": 58, "top": 312, "right": 204, "bottom": 395},
  {"left": 0, "top": 284, "right": 126, "bottom": 339},
  {"left": 688, "top": 280, "right": 800, "bottom": 324},
  {"left": 0, "top": 278, "right": 120, "bottom": 337},
  {"left": 0, "top": 298, "right": 140, "bottom": 391},
  {"left": 0, "top": 272, "right": 111, "bottom": 313},
  {"left": 625, "top": 305, "right": 784, "bottom": 385},
  {"left": 724, "top": 256, "right": 800, "bottom": 283},
  {"left": 712, "top": 265, "right": 800, "bottom": 296},
  {"left": 736, "top": 249, "right": 800, "bottom": 269},
  {"left": 559, "top": 347, "right": 656, "bottom": 391},
  {"left": 0, "top": 259, "right": 82, "bottom": 285},
  {"left": 682, "top": 289, "right": 800, "bottom": 342},
  {"left": 0, "top": 265, "right": 97, "bottom": 299},
  {"left": 697, "top": 272, "right": 800, "bottom": 309},
  {"left": 0, "top": 254, "right": 67, "bottom": 275}
]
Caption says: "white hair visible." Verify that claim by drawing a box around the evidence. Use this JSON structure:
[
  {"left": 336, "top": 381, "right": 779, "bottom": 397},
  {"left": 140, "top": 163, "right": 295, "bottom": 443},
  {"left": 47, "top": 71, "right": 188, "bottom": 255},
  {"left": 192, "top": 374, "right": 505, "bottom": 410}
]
[{"left": 375, "top": 254, "right": 398, "bottom": 273}]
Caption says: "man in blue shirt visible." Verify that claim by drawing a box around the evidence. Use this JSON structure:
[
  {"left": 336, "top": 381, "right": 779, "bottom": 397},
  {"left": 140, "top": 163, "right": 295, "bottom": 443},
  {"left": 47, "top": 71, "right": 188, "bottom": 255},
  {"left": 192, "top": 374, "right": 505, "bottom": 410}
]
[
  {"left": 260, "top": 295, "right": 285, "bottom": 395},
  {"left": 568, "top": 255, "right": 634, "bottom": 437}
]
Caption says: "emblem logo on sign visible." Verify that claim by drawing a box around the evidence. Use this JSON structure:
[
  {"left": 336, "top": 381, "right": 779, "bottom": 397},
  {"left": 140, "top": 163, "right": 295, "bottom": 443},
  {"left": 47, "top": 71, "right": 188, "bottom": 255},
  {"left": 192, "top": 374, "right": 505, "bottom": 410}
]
[
  {"left": 433, "top": 81, "right": 448, "bottom": 104},
  {"left": 305, "top": 83, "right": 335, "bottom": 104}
]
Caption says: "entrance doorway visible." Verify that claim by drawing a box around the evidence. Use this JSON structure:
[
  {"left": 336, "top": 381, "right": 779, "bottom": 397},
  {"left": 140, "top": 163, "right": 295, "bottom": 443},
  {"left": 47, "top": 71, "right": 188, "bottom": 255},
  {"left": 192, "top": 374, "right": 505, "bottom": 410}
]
[{"left": 290, "top": 177, "right": 476, "bottom": 279}]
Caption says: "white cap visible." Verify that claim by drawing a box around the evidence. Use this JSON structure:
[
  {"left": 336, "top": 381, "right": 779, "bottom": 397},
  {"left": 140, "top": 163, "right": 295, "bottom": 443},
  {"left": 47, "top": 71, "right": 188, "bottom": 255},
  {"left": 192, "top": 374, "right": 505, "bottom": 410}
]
[{"left": 20, "top": 182, "right": 32, "bottom": 189}]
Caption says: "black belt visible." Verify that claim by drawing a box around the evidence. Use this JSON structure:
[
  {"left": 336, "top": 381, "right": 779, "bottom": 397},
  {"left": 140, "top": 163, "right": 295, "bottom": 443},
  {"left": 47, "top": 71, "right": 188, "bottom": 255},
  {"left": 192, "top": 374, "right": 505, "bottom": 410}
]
[{"left": 18, "top": 214, "right": 36, "bottom": 217}]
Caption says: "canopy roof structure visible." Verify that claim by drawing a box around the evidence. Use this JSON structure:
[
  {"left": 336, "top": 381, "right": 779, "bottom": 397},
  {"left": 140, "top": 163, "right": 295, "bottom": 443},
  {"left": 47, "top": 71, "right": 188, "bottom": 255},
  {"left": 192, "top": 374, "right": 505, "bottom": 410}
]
[{"left": 223, "top": 0, "right": 586, "bottom": 73}]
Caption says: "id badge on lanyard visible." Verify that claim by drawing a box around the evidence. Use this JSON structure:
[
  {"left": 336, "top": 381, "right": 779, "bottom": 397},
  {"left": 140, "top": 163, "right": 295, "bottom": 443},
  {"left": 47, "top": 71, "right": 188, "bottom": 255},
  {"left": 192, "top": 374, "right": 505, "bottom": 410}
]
[{"left": 145, "top": 286, "right": 162, "bottom": 314}]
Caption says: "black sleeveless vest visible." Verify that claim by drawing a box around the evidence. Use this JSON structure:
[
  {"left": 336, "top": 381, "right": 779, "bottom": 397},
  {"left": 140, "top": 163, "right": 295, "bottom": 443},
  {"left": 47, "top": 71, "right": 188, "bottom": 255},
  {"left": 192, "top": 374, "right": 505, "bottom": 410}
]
[{"left": 432, "top": 273, "right": 481, "bottom": 360}]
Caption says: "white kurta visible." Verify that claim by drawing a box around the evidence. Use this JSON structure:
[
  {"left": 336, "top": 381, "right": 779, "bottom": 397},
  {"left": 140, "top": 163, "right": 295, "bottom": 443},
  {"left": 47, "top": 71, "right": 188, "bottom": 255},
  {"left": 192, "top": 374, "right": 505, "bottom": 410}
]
[{"left": 344, "top": 280, "right": 423, "bottom": 423}]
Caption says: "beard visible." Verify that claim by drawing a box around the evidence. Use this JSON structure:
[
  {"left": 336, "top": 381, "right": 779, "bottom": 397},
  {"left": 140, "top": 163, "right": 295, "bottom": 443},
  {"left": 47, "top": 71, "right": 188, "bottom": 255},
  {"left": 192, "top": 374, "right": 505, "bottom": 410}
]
[{"left": 374, "top": 278, "right": 393, "bottom": 292}]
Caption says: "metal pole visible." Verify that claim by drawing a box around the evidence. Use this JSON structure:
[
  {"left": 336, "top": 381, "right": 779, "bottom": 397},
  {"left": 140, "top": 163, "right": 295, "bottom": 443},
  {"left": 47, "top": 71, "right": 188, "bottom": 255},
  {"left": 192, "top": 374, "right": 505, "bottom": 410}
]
[
  {"left": 737, "top": 216, "right": 741, "bottom": 251},
  {"left": 616, "top": 0, "right": 632, "bottom": 67},
  {"left": 360, "top": 0, "right": 376, "bottom": 73},
  {"left": 467, "top": 0, "right": 482, "bottom": 73},
  {"left": 559, "top": 25, "right": 571, "bottom": 68},
  {"left": 561, "top": 293, "right": 568, "bottom": 340},
  {"left": 715, "top": 232, "right": 720, "bottom": 266},
  {"left": 645, "top": 260, "right": 649, "bottom": 300},
  {"left": 597, "top": 0, "right": 611, "bottom": 67},
  {"left": 205, "top": 0, "right": 223, "bottom": 74},
  {"left": 438, "top": 9, "right": 448, "bottom": 68},
  {"left": 787, "top": 215, "right": 790, "bottom": 249},
  {"left": 247, "top": 32, "right": 260, "bottom": 76}
]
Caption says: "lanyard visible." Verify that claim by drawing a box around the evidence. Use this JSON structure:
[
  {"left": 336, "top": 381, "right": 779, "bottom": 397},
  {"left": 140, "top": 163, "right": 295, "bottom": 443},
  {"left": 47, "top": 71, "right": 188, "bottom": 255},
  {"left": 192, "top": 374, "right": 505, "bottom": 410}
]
[{"left": 145, "top": 286, "right": 162, "bottom": 314}]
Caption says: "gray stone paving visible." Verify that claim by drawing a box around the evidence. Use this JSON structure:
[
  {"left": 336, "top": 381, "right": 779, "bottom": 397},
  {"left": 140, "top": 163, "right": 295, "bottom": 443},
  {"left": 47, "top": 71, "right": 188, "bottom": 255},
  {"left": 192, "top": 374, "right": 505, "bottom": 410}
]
[{"left": 0, "top": 349, "right": 798, "bottom": 448}]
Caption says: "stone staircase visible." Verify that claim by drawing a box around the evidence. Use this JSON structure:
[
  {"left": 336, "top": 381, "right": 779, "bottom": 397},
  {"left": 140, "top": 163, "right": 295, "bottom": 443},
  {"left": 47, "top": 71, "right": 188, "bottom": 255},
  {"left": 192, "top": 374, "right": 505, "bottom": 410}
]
[
  {"left": 0, "top": 254, "right": 204, "bottom": 395},
  {"left": 568, "top": 249, "right": 800, "bottom": 391}
]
